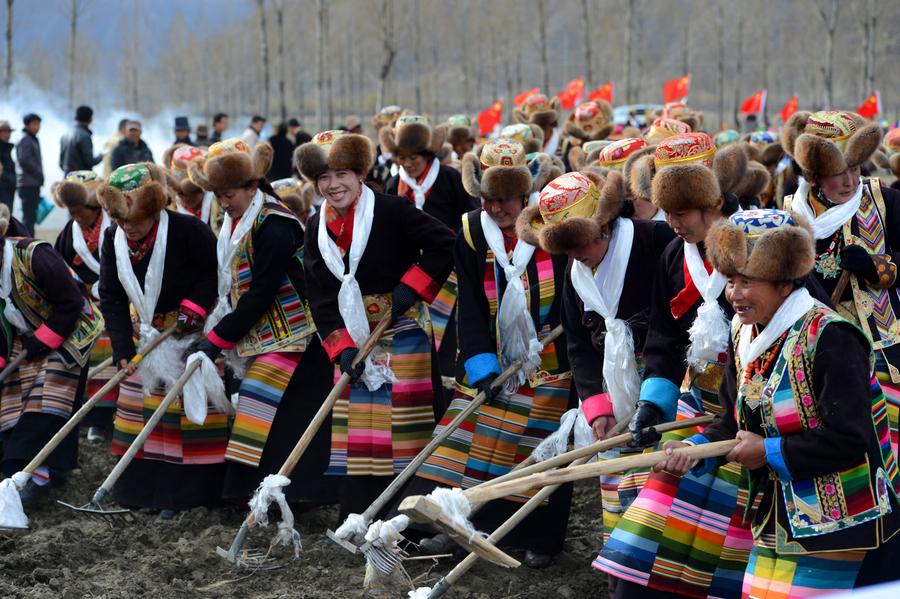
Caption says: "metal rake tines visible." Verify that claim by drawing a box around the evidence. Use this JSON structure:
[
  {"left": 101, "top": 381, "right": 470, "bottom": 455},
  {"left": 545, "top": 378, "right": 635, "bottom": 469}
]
[
  {"left": 231, "top": 548, "right": 282, "bottom": 570},
  {"left": 56, "top": 500, "right": 134, "bottom": 527},
  {"left": 361, "top": 539, "right": 407, "bottom": 576}
]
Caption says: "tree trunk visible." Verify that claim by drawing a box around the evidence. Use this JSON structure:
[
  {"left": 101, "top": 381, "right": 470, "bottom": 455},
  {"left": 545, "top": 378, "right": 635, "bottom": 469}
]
[
  {"left": 623, "top": 0, "right": 634, "bottom": 104},
  {"left": 732, "top": 12, "right": 744, "bottom": 130},
  {"left": 861, "top": 0, "right": 876, "bottom": 98},
  {"left": 537, "top": 0, "right": 549, "bottom": 93},
  {"left": 814, "top": 0, "right": 838, "bottom": 109},
  {"left": 67, "top": 0, "right": 79, "bottom": 109},
  {"left": 4, "top": 0, "right": 12, "bottom": 92},
  {"left": 413, "top": 0, "right": 422, "bottom": 113},
  {"left": 375, "top": 0, "right": 395, "bottom": 111},
  {"left": 761, "top": 19, "right": 770, "bottom": 128},
  {"left": 682, "top": 1, "right": 690, "bottom": 77},
  {"left": 316, "top": 0, "right": 326, "bottom": 131},
  {"left": 275, "top": 0, "right": 286, "bottom": 122},
  {"left": 716, "top": 1, "right": 725, "bottom": 129},
  {"left": 256, "top": 0, "right": 270, "bottom": 117},
  {"left": 580, "top": 0, "right": 593, "bottom": 89}
]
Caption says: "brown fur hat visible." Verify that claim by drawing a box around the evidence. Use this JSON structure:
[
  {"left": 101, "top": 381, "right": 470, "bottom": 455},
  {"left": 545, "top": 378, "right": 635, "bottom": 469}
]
[
  {"left": 513, "top": 94, "right": 561, "bottom": 129},
  {"left": 293, "top": 131, "right": 375, "bottom": 189},
  {"left": 563, "top": 100, "right": 614, "bottom": 142},
  {"left": 378, "top": 116, "right": 447, "bottom": 156},
  {"left": 98, "top": 162, "right": 170, "bottom": 222},
  {"left": 706, "top": 210, "right": 815, "bottom": 282},
  {"left": 783, "top": 110, "right": 882, "bottom": 180},
  {"left": 0, "top": 203, "right": 9, "bottom": 237},
  {"left": 461, "top": 139, "right": 533, "bottom": 200},
  {"left": 51, "top": 179, "right": 103, "bottom": 211},
  {"left": 500, "top": 123, "right": 545, "bottom": 154},
  {"left": 873, "top": 148, "right": 900, "bottom": 179},
  {"left": 516, "top": 170, "right": 625, "bottom": 254},
  {"left": 652, "top": 144, "right": 748, "bottom": 213},
  {"left": 446, "top": 115, "right": 476, "bottom": 147},
  {"left": 530, "top": 152, "right": 562, "bottom": 195},
  {"left": 734, "top": 161, "right": 772, "bottom": 205},
  {"left": 624, "top": 145, "right": 657, "bottom": 202},
  {"left": 188, "top": 138, "right": 273, "bottom": 193}
]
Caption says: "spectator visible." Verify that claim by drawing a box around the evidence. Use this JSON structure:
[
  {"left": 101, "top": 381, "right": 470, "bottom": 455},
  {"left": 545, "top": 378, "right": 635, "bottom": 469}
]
[
  {"left": 110, "top": 120, "right": 154, "bottom": 171},
  {"left": 102, "top": 118, "right": 128, "bottom": 177},
  {"left": 240, "top": 115, "right": 266, "bottom": 149},
  {"left": 0, "top": 120, "right": 16, "bottom": 211},
  {"left": 59, "top": 105, "right": 102, "bottom": 173},
  {"left": 288, "top": 117, "right": 311, "bottom": 145},
  {"left": 209, "top": 112, "right": 228, "bottom": 143},
  {"left": 16, "top": 113, "right": 43, "bottom": 235},
  {"left": 266, "top": 122, "right": 294, "bottom": 181},
  {"left": 195, "top": 124, "right": 210, "bottom": 146},
  {"left": 174, "top": 116, "right": 194, "bottom": 146},
  {"left": 342, "top": 115, "right": 363, "bottom": 135}
]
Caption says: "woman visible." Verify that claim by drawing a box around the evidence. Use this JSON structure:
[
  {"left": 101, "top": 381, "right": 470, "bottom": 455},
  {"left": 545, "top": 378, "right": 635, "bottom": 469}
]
[
  {"left": 185, "top": 138, "right": 336, "bottom": 503},
  {"left": 412, "top": 139, "right": 574, "bottom": 568},
  {"left": 782, "top": 110, "right": 900, "bottom": 462},
  {"left": 297, "top": 130, "right": 454, "bottom": 521},
  {"left": 162, "top": 144, "right": 220, "bottom": 232},
  {"left": 0, "top": 203, "right": 103, "bottom": 505},
  {"left": 97, "top": 162, "right": 223, "bottom": 517},
  {"left": 51, "top": 171, "right": 118, "bottom": 445},
  {"left": 657, "top": 208, "right": 900, "bottom": 595}
]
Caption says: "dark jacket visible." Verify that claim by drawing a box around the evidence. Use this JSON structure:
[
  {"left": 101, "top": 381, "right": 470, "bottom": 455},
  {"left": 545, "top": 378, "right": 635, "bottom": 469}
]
[
  {"left": 59, "top": 123, "right": 101, "bottom": 173},
  {"left": 174, "top": 135, "right": 195, "bottom": 147},
  {"left": 110, "top": 138, "right": 154, "bottom": 171},
  {"left": 15, "top": 133, "right": 43, "bottom": 187},
  {"left": 266, "top": 132, "right": 295, "bottom": 181},
  {"left": 0, "top": 141, "right": 15, "bottom": 191},
  {"left": 384, "top": 164, "right": 479, "bottom": 231},
  {"left": 54, "top": 217, "right": 102, "bottom": 286}
]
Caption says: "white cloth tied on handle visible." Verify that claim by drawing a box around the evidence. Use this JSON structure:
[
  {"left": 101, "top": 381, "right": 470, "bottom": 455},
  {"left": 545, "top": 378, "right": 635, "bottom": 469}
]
[
  {"left": 248, "top": 473, "right": 301, "bottom": 557},
  {"left": 428, "top": 487, "right": 485, "bottom": 543},
  {"left": 182, "top": 351, "right": 233, "bottom": 425},
  {"left": 0, "top": 471, "right": 32, "bottom": 529},
  {"left": 683, "top": 241, "right": 729, "bottom": 371},
  {"left": 334, "top": 512, "right": 368, "bottom": 541}
]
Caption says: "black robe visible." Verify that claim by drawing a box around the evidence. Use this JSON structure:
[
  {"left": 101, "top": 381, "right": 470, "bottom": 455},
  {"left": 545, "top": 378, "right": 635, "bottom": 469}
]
[
  {"left": 384, "top": 164, "right": 479, "bottom": 231},
  {"left": 54, "top": 218, "right": 100, "bottom": 287}
]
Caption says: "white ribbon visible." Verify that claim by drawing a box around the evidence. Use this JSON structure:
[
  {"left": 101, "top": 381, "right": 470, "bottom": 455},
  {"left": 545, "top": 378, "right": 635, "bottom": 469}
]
[
  {"left": 0, "top": 239, "right": 30, "bottom": 334},
  {"left": 569, "top": 218, "right": 641, "bottom": 422},
  {"left": 71, "top": 211, "right": 110, "bottom": 276},
  {"left": 0, "top": 471, "right": 31, "bottom": 529},
  {"left": 334, "top": 512, "right": 368, "bottom": 542},
  {"left": 176, "top": 191, "right": 214, "bottom": 225},
  {"left": 428, "top": 487, "right": 484, "bottom": 543},
  {"left": 736, "top": 288, "right": 815, "bottom": 366},
  {"left": 248, "top": 473, "right": 301, "bottom": 557},
  {"left": 684, "top": 241, "right": 729, "bottom": 370},
  {"left": 789, "top": 177, "right": 862, "bottom": 240},
  {"left": 480, "top": 210, "right": 542, "bottom": 393},
  {"left": 543, "top": 127, "right": 560, "bottom": 155},
  {"left": 182, "top": 351, "right": 233, "bottom": 425},
  {"left": 317, "top": 185, "right": 395, "bottom": 391},
  {"left": 528, "top": 191, "right": 540, "bottom": 206},
  {"left": 398, "top": 157, "right": 440, "bottom": 210},
  {"left": 531, "top": 406, "right": 594, "bottom": 462}
]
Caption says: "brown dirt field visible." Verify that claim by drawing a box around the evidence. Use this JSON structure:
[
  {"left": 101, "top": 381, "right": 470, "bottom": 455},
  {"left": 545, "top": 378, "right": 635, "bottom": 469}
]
[{"left": 0, "top": 437, "right": 608, "bottom": 599}]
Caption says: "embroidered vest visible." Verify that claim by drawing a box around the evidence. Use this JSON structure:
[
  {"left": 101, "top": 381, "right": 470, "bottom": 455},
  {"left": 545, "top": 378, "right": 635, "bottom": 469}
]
[
  {"left": 9, "top": 239, "right": 103, "bottom": 367},
  {"left": 230, "top": 203, "right": 315, "bottom": 356},
  {"left": 734, "top": 306, "right": 900, "bottom": 549},
  {"left": 461, "top": 211, "right": 570, "bottom": 387}
]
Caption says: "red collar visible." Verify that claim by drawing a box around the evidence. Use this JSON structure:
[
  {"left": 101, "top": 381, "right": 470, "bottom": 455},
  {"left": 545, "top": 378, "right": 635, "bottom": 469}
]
[{"left": 669, "top": 252, "right": 711, "bottom": 320}]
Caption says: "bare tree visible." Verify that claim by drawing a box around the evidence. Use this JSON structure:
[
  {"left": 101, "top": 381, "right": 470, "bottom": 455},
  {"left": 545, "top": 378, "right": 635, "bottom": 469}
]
[
  {"left": 813, "top": 0, "right": 839, "bottom": 108},
  {"left": 256, "top": 0, "right": 270, "bottom": 117},
  {"left": 537, "top": 0, "right": 549, "bottom": 92},
  {"left": 623, "top": 0, "right": 635, "bottom": 103},
  {"left": 860, "top": 0, "right": 876, "bottom": 98},
  {"left": 316, "top": 0, "right": 326, "bottom": 131},
  {"left": 716, "top": 0, "right": 725, "bottom": 128},
  {"left": 66, "top": 0, "right": 88, "bottom": 109},
  {"left": 580, "top": 0, "right": 593, "bottom": 88},
  {"left": 4, "top": 0, "right": 12, "bottom": 92},
  {"left": 413, "top": 0, "right": 422, "bottom": 113},
  {"left": 274, "top": 0, "right": 287, "bottom": 122},
  {"left": 681, "top": 1, "right": 691, "bottom": 77},
  {"left": 732, "top": 9, "right": 744, "bottom": 129},
  {"left": 375, "top": 0, "right": 396, "bottom": 110}
]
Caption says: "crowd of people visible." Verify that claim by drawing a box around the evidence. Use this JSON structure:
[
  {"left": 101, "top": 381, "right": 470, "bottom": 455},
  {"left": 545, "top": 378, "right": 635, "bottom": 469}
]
[{"left": 1, "top": 93, "right": 900, "bottom": 598}]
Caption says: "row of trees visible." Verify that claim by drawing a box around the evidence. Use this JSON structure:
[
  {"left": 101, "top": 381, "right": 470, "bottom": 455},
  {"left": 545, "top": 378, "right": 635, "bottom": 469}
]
[{"left": 2, "top": 0, "right": 898, "bottom": 132}]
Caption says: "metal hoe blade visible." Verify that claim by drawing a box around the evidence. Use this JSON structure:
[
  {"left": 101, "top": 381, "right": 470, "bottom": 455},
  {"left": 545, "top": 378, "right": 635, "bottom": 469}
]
[
  {"left": 56, "top": 500, "right": 133, "bottom": 527},
  {"left": 0, "top": 525, "right": 28, "bottom": 536}
]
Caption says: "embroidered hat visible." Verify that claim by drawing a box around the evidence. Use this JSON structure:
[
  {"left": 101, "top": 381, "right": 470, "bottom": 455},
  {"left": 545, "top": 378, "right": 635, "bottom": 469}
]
[
  {"left": 51, "top": 170, "right": 102, "bottom": 210},
  {"left": 656, "top": 101, "right": 704, "bottom": 131},
  {"left": 501, "top": 123, "right": 545, "bottom": 154},
  {"left": 378, "top": 114, "right": 447, "bottom": 157},
  {"left": 163, "top": 144, "right": 208, "bottom": 196},
  {"left": 714, "top": 129, "right": 741, "bottom": 148},
  {"left": 271, "top": 177, "right": 309, "bottom": 218},
  {"left": 513, "top": 93, "right": 561, "bottom": 129},
  {"left": 98, "top": 162, "right": 169, "bottom": 222},
  {"left": 293, "top": 130, "right": 375, "bottom": 190},
  {"left": 598, "top": 138, "right": 647, "bottom": 170},
  {"left": 563, "top": 100, "right": 614, "bottom": 143},
  {"left": 372, "top": 104, "right": 403, "bottom": 130},
  {"left": 706, "top": 208, "right": 815, "bottom": 282},
  {"left": 446, "top": 114, "right": 477, "bottom": 147},
  {"left": 885, "top": 128, "right": 900, "bottom": 153},
  {"left": 187, "top": 138, "right": 273, "bottom": 193},
  {"left": 461, "top": 138, "right": 537, "bottom": 201},
  {"left": 782, "top": 110, "right": 882, "bottom": 179},
  {"left": 644, "top": 117, "right": 691, "bottom": 145},
  {"left": 654, "top": 132, "right": 716, "bottom": 168}
]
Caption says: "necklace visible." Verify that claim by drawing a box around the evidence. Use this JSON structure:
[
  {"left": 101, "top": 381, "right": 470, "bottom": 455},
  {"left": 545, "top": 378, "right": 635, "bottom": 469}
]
[
  {"left": 814, "top": 230, "right": 844, "bottom": 279},
  {"left": 739, "top": 330, "right": 787, "bottom": 410}
]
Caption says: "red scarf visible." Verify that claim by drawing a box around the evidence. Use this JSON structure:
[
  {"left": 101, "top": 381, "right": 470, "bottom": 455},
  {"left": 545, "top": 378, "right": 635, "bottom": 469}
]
[
  {"left": 72, "top": 212, "right": 103, "bottom": 266},
  {"left": 127, "top": 221, "right": 160, "bottom": 264},
  {"left": 397, "top": 160, "right": 435, "bottom": 204},
  {"left": 324, "top": 192, "right": 360, "bottom": 254},
  {"left": 669, "top": 256, "right": 712, "bottom": 320}
]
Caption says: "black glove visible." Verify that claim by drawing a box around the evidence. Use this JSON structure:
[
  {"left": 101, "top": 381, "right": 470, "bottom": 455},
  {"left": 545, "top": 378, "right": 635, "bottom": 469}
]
[
  {"left": 176, "top": 304, "right": 205, "bottom": 336},
  {"left": 339, "top": 348, "right": 366, "bottom": 385},
  {"left": 21, "top": 333, "right": 51, "bottom": 361},
  {"left": 473, "top": 373, "right": 502, "bottom": 403},
  {"left": 182, "top": 337, "right": 221, "bottom": 362},
  {"left": 840, "top": 245, "right": 877, "bottom": 282},
  {"left": 628, "top": 400, "right": 663, "bottom": 447},
  {"left": 391, "top": 283, "right": 418, "bottom": 323}
]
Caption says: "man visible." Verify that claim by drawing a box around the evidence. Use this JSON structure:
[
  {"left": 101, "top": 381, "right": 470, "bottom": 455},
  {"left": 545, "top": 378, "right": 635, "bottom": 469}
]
[
  {"left": 240, "top": 115, "right": 266, "bottom": 149},
  {"left": 194, "top": 125, "right": 210, "bottom": 146},
  {"left": 59, "top": 105, "right": 102, "bottom": 173},
  {"left": 209, "top": 113, "right": 228, "bottom": 144},
  {"left": 173, "top": 116, "right": 194, "bottom": 146},
  {"left": 266, "top": 122, "right": 295, "bottom": 181},
  {"left": 102, "top": 119, "right": 128, "bottom": 177},
  {"left": 340, "top": 115, "right": 362, "bottom": 135},
  {"left": 0, "top": 120, "right": 15, "bottom": 211},
  {"left": 16, "top": 113, "right": 43, "bottom": 235},
  {"left": 110, "top": 121, "right": 154, "bottom": 171},
  {"left": 287, "top": 118, "right": 311, "bottom": 145}
]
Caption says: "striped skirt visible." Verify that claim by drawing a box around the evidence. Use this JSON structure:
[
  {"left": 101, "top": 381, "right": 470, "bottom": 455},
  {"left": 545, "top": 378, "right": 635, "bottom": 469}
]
[
  {"left": 84, "top": 332, "right": 118, "bottom": 409},
  {"left": 429, "top": 271, "right": 458, "bottom": 353},
  {"left": 875, "top": 351, "right": 900, "bottom": 462},
  {"left": 742, "top": 542, "right": 864, "bottom": 598},
  {"left": 111, "top": 372, "right": 228, "bottom": 465},
  {"left": 416, "top": 378, "right": 571, "bottom": 502},
  {"left": 0, "top": 341, "right": 82, "bottom": 432},
  {"left": 326, "top": 323, "right": 435, "bottom": 477},
  {"left": 599, "top": 449, "right": 652, "bottom": 545}
]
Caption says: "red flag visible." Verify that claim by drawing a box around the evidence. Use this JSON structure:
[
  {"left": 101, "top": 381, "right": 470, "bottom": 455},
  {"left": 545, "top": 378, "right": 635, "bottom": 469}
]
[
  {"left": 556, "top": 78, "right": 585, "bottom": 110},
  {"left": 780, "top": 95, "right": 799, "bottom": 122},
  {"left": 740, "top": 89, "right": 767, "bottom": 114},
  {"left": 588, "top": 81, "right": 615, "bottom": 104},
  {"left": 856, "top": 91, "right": 882, "bottom": 119},
  {"left": 478, "top": 99, "right": 504, "bottom": 136},
  {"left": 662, "top": 75, "right": 690, "bottom": 103},
  {"left": 514, "top": 87, "right": 540, "bottom": 108}
]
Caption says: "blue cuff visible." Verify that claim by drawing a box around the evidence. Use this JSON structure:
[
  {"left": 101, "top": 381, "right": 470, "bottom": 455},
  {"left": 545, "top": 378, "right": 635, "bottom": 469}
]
[
  {"left": 464, "top": 353, "right": 501, "bottom": 386},
  {"left": 640, "top": 377, "right": 681, "bottom": 421},
  {"left": 765, "top": 437, "right": 792, "bottom": 482},
  {"left": 685, "top": 434, "right": 717, "bottom": 477}
]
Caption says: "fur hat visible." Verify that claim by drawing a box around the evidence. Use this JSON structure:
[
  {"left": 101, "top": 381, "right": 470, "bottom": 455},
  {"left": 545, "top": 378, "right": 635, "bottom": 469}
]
[
  {"left": 597, "top": 138, "right": 647, "bottom": 171},
  {"left": 529, "top": 152, "right": 560, "bottom": 194},
  {"left": 516, "top": 170, "right": 625, "bottom": 254},
  {"left": 461, "top": 138, "right": 532, "bottom": 200},
  {"left": 164, "top": 144, "right": 207, "bottom": 196},
  {"left": 513, "top": 94, "right": 561, "bottom": 129},
  {"left": 293, "top": 130, "right": 375, "bottom": 189},
  {"left": 446, "top": 114, "right": 476, "bottom": 147},
  {"left": 651, "top": 102, "right": 704, "bottom": 131},
  {"left": 782, "top": 110, "right": 882, "bottom": 180},
  {"left": 563, "top": 100, "right": 614, "bottom": 142},
  {"left": 623, "top": 145, "right": 657, "bottom": 202},
  {"left": 501, "top": 123, "right": 545, "bottom": 154},
  {"left": 742, "top": 140, "right": 785, "bottom": 170},
  {"left": 378, "top": 115, "right": 447, "bottom": 157},
  {"left": 644, "top": 117, "right": 691, "bottom": 145},
  {"left": 0, "top": 203, "right": 9, "bottom": 237},
  {"left": 98, "top": 162, "right": 169, "bottom": 222},
  {"left": 567, "top": 139, "right": 615, "bottom": 171},
  {"left": 187, "top": 138, "right": 273, "bottom": 193},
  {"left": 652, "top": 143, "right": 748, "bottom": 213},
  {"left": 706, "top": 209, "right": 815, "bottom": 282},
  {"left": 51, "top": 170, "right": 102, "bottom": 210},
  {"left": 714, "top": 129, "right": 741, "bottom": 148},
  {"left": 734, "top": 161, "right": 772, "bottom": 206},
  {"left": 372, "top": 104, "right": 403, "bottom": 131},
  {"left": 655, "top": 132, "right": 717, "bottom": 168},
  {"left": 271, "top": 177, "right": 310, "bottom": 218},
  {"left": 872, "top": 150, "right": 900, "bottom": 180}
]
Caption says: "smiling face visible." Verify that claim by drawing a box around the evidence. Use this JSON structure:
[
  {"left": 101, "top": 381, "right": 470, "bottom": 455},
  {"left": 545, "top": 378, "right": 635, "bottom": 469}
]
[
  {"left": 817, "top": 165, "right": 861, "bottom": 204},
  {"left": 725, "top": 275, "right": 793, "bottom": 327},
  {"left": 317, "top": 169, "right": 362, "bottom": 215},
  {"left": 482, "top": 195, "right": 526, "bottom": 232},
  {"left": 214, "top": 182, "right": 257, "bottom": 219}
]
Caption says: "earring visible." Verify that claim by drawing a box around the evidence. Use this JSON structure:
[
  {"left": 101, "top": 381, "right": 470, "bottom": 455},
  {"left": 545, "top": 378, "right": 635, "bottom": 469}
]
[{"left": 600, "top": 233, "right": 610, "bottom": 240}]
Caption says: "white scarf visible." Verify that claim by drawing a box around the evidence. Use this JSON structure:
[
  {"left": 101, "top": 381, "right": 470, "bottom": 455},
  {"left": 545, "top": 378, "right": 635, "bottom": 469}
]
[
  {"left": 652, "top": 209, "right": 667, "bottom": 222},
  {"left": 0, "top": 239, "right": 30, "bottom": 333},
  {"left": 736, "top": 288, "right": 816, "bottom": 367},
  {"left": 684, "top": 241, "right": 729, "bottom": 370},
  {"left": 176, "top": 191, "right": 214, "bottom": 225},
  {"left": 543, "top": 127, "right": 560, "bottom": 155},
  {"left": 398, "top": 158, "right": 440, "bottom": 210},
  {"left": 204, "top": 190, "right": 264, "bottom": 334},
  {"left": 789, "top": 177, "right": 863, "bottom": 240},
  {"left": 569, "top": 218, "right": 641, "bottom": 422},
  {"left": 316, "top": 185, "right": 394, "bottom": 391},
  {"left": 528, "top": 192, "right": 540, "bottom": 206},
  {"left": 71, "top": 211, "right": 110, "bottom": 276},
  {"left": 479, "top": 210, "right": 542, "bottom": 393}
]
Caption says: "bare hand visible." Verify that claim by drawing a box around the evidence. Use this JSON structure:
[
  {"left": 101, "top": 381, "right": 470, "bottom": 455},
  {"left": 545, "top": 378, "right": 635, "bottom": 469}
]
[
  {"left": 119, "top": 358, "right": 137, "bottom": 377},
  {"left": 726, "top": 430, "right": 767, "bottom": 470},
  {"left": 592, "top": 416, "right": 616, "bottom": 441},
  {"left": 652, "top": 440, "right": 694, "bottom": 475}
]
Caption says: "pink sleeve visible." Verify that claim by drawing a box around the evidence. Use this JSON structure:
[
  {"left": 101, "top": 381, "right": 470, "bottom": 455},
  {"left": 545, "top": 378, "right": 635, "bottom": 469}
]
[
  {"left": 581, "top": 393, "right": 614, "bottom": 426},
  {"left": 207, "top": 329, "right": 236, "bottom": 350},
  {"left": 180, "top": 299, "right": 208, "bottom": 318},
  {"left": 34, "top": 324, "right": 66, "bottom": 349}
]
